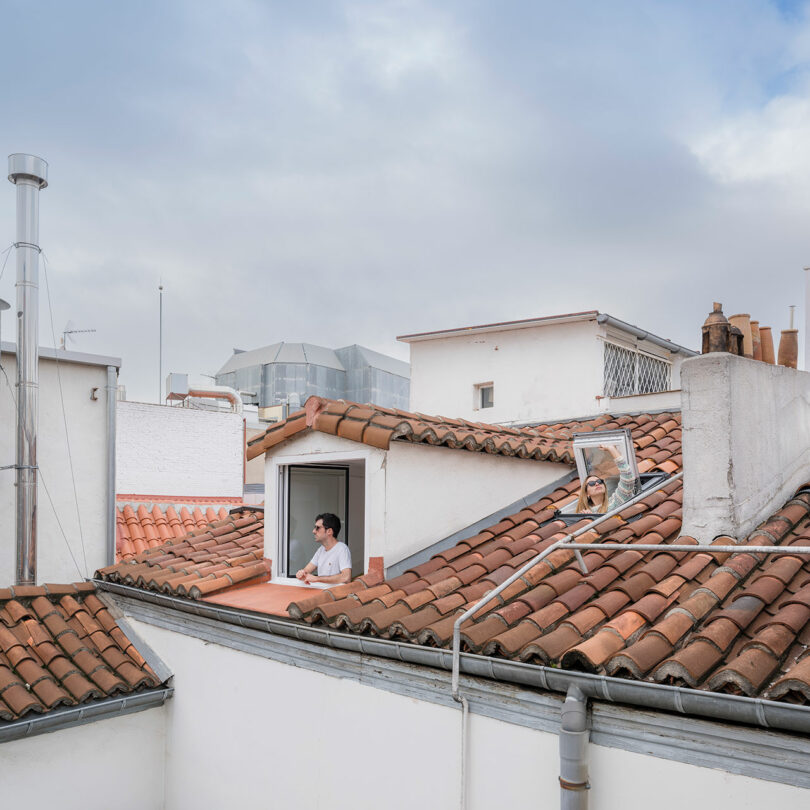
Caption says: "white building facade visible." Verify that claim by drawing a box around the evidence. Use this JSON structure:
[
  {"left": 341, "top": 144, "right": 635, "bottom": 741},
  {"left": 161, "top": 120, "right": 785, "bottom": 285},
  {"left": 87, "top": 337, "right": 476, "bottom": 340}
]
[
  {"left": 400, "top": 311, "right": 696, "bottom": 424},
  {"left": 263, "top": 430, "right": 570, "bottom": 577},
  {"left": 116, "top": 400, "right": 244, "bottom": 500},
  {"left": 0, "top": 343, "right": 118, "bottom": 584}
]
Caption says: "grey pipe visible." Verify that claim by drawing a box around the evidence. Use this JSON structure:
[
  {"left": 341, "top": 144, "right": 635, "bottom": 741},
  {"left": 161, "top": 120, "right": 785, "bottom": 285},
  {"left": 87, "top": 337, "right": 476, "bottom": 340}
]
[
  {"left": 560, "top": 685, "right": 590, "bottom": 810},
  {"left": 596, "top": 313, "right": 697, "bottom": 356},
  {"left": 106, "top": 365, "right": 118, "bottom": 567},
  {"left": 9, "top": 153, "right": 48, "bottom": 586}
]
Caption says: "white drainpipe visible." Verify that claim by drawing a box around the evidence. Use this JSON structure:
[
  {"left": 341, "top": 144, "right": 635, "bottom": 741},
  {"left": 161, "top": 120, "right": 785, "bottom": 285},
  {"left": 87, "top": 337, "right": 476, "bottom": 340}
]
[
  {"left": 560, "top": 685, "right": 590, "bottom": 809},
  {"left": 106, "top": 365, "right": 118, "bottom": 566},
  {"left": 804, "top": 267, "right": 810, "bottom": 370}
]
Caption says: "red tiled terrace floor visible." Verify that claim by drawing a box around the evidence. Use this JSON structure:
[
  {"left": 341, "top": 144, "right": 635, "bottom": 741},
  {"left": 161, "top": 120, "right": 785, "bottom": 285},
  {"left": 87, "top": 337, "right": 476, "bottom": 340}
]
[{"left": 203, "top": 582, "right": 325, "bottom": 617}]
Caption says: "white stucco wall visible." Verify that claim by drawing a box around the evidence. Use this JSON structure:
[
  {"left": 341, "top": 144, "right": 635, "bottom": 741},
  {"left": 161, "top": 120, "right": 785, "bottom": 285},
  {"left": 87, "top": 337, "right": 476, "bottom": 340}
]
[
  {"left": 681, "top": 353, "right": 810, "bottom": 542},
  {"left": 384, "top": 441, "right": 569, "bottom": 564},
  {"left": 124, "top": 616, "right": 810, "bottom": 810},
  {"left": 264, "top": 431, "right": 569, "bottom": 572},
  {"left": 406, "top": 319, "right": 603, "bottom": 423},
  {"left": 596, "top": 388, "right": 682, "bottom": 414},
  {"left": 0, "top": 349, "right": 111, "bottom": 584},
  {"left": 117, "top": 401, "right": 243, "bottom": 498},
  {"left": 405, "top": 318, "right": 687, "bottom": 424},
  {"left": 0, "top": 706, "right": 166, "bottom": 810}
]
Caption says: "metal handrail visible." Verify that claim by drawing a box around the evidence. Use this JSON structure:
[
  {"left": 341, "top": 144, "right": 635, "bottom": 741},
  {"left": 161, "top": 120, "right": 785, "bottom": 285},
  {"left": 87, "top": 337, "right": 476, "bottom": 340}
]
[{"left": 451, "top": 470, "right": 685, "bottom": 697}]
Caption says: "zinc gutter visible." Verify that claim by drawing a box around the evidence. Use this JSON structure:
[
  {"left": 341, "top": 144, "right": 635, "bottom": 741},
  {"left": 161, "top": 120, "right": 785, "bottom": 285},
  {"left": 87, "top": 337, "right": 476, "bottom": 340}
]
[
  {"left": 94, "top": 579, "right": 810, "bottom": 736},
  {"left": 596, "top": 313, "right": 697, "bottom": 356},
  {"left": 0, "top": 687, "right": 174, "bottom": 744}
]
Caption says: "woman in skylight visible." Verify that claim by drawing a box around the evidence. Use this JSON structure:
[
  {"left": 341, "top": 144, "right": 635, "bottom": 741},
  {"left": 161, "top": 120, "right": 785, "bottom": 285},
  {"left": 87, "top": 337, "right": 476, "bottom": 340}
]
[{"left": 575, "top": 444, "right": 635, "bottom": 514}]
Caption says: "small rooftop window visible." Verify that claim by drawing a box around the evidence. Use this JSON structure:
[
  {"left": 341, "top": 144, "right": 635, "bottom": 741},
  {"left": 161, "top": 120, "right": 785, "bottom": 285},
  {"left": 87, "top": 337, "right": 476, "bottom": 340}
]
[
  {"left": 474, "top": 383, "right": 494, "bottom": 410},
  {"left": 572, "top": 428, "right": 639, "bottom": 487},
  {"left": 557, "top": 428, "right": 650, "bottom": 517}
]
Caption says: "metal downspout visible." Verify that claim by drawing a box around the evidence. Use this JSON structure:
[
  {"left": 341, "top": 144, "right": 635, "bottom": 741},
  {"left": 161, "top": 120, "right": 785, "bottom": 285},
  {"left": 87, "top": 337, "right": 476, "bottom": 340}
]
[
  {"left": 106, "top": 365, "right": 117, "bottom": 566},
  {"left": 560, "top": 685, "right": 590, "bottom": 810},
  {"left": 9, "top": 154, "right": 48, "bottom": 586}
]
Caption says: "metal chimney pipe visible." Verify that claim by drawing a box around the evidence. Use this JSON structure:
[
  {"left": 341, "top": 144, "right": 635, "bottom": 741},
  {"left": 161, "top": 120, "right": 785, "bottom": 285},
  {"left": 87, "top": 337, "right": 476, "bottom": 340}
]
[{"left": 8, "top": 153, "right": 48, "bottom": 586}]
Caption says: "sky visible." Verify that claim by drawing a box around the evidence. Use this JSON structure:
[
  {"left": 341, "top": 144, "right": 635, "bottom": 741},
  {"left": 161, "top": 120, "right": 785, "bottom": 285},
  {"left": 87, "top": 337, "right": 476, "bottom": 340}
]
[{"left": 1, "top": 0, "right": 810, "bottom": 402}]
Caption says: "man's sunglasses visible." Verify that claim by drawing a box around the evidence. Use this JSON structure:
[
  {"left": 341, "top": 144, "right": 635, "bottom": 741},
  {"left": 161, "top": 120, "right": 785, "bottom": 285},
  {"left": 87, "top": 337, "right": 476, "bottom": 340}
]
[{"left": 586, "top": 478, "right": 605, "bottom": 488}]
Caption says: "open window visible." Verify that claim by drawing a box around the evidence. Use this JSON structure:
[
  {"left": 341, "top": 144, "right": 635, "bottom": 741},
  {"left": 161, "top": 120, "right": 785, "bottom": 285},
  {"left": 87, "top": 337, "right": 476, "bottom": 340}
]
[
  {"left": 557, "top": 428, "right": 665, "bottom": 519},
  {"left": 277, "top": 462, "right": 365, "bottom": 579}
]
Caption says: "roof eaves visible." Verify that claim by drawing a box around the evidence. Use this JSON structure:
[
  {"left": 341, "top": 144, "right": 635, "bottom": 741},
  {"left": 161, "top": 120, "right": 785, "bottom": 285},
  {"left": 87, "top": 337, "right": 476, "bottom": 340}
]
[
  {"left": 0, "top": 341, "right": 121, "bottom": 369},
  {"left": 95, "top": 580, "right": 810, "bottom": 737},
  {"left": 0, "top": 687, "right": 173, "bottom": 745},
  {"left": 397, "top": 310, "right": 600, "bottom": 342}
]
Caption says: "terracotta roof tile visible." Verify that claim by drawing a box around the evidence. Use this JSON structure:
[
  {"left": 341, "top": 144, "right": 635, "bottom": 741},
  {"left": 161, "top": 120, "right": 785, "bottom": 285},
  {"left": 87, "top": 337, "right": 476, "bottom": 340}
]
[
  {"left": 97, "top": 508, "right": 270, "bottom": 599},
  {"left": 247, "top": 397, "right": 679, "bottom": 466},
  {"left": 268, "top": 410, "right": 810, "bottom": 706},
  {"left": 0, "top": 583, "right": 164, "bottom": 721},
  {"left": 116, "top": 500, "right": 240, "bottom": 561}
]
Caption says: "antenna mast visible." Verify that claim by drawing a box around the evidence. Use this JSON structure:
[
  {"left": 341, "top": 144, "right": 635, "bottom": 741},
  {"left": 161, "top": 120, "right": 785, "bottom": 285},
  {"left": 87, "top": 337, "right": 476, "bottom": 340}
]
[{"left": 159, "top": 281, "right": 164, "bottom": 402}]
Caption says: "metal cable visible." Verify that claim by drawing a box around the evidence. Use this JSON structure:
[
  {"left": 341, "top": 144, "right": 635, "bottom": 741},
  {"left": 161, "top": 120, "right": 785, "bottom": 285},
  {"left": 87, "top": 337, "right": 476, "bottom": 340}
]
[
  {"left": 41, "top": 252, "right": 89, "bottom": 577},
  {"left": 39, "top": 468, "right": 87, "bottom": 581},
  {"left": 0, "top": 243, "right": 13, "bottom": 284},
  {"left": 0, "top": 357, "right": 84, "bottom": 579}
]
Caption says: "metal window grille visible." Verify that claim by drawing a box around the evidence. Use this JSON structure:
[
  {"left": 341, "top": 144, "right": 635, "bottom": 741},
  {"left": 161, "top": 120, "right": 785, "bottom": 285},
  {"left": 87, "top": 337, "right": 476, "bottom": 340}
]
[{"left": 603, "top": 342, "right": 670, "bottom": 397}]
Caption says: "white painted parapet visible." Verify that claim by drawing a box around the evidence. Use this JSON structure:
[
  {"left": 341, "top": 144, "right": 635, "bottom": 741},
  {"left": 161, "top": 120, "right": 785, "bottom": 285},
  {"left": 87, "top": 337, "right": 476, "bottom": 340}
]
[{"left": 681, "top": 352, "right": 810, "bottom": 543}]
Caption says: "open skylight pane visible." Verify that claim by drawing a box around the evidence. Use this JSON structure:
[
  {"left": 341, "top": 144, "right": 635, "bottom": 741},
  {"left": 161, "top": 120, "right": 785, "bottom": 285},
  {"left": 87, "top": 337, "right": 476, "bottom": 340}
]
[{"left": 572, "top": 428, "right": 640, "bottom": 498}]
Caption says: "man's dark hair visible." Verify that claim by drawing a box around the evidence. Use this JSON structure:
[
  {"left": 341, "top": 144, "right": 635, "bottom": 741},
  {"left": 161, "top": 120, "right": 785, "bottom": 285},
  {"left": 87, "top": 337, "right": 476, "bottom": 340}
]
[{"left": 316, "top": 512, "right": 341, "bottom": 539}]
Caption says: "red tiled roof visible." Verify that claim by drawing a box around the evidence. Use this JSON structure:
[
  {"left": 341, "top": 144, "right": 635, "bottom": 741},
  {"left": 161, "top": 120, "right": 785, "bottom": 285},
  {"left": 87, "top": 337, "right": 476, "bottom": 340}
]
[
  {"left": 98, "top": 508, "right": 270, "bottom": 599},
  {"left": 0, "top": 582, "right": 163, "bottom": 721},
  {"left": 116, "top": 502, "right": 236, "bottom": 561},
  {"left": 280, "top": 410, "right": 810, "bottom": 706},
  {"left": 246, "top": 396, "right": 682, "bottom": 466}
]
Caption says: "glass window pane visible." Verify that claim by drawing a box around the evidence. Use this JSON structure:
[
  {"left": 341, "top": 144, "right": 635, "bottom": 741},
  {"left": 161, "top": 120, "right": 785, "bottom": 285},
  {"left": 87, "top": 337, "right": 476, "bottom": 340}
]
[
  {"left": 480, "top": 385, "right": 494, "bottom": 409},
  {"left": 286, "top": 467, "right": 347, "bottom": 575}
]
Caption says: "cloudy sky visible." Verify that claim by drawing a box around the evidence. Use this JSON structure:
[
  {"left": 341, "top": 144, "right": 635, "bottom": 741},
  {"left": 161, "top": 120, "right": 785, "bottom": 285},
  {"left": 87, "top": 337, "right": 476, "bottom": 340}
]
[{"left": 1, "top": 0, "right": 809, "bottom": 401}]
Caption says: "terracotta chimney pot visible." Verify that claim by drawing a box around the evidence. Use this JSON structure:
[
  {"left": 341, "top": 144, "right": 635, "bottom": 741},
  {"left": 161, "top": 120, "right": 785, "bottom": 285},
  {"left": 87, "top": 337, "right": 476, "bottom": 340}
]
[
  {"left": 728, "top": 325, "right": 744, "bottom": 356},
  {"left": 778, "top": 329, "right": 799, "bottom": 369},
  {"left": 750, "top": 320, "right": 762, "bottom": 361},
  {"left": 758, "top": 326, "right": 775, "bottom": 364},
  {"left": 728, "top": 314, "right": 753, "bottom": 358},
  {"left": 701, "top": 302, "right": 732, "bottom": 354}
]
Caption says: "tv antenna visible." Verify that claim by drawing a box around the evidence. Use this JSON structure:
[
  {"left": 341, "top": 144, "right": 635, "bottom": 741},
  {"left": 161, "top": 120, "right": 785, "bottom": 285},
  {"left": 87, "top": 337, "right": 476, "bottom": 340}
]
[{"left": 61, "top": 320, "right": 96, "bottom": 349}]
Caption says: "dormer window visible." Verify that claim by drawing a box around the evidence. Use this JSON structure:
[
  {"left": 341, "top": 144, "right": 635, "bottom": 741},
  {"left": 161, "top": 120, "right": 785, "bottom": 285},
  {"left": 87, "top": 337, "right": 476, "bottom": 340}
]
[{"left": 474, "top": 382, "right": 494, "bottom": 410}]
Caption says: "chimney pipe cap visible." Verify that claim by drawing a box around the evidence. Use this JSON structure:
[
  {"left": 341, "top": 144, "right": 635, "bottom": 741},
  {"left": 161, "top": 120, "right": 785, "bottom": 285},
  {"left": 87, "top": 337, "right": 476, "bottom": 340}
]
[
  {"left": 703, "top": 302, "right": 728, "bottom": 327},
  {"left": 8, "top": 154, "right": 48, "bottom": 188}
]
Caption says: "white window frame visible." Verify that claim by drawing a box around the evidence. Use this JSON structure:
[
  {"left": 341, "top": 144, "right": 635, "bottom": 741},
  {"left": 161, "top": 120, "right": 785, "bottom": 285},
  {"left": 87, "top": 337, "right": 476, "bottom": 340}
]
[
  {"left": 557, "top": 429, "right": 641, "bottom": 514},
  {"left": 473, "top": 381, "right": 495, "bottom": 411},
  {"left": 271, "top": 449, "right": 369, "bottom": 581}
]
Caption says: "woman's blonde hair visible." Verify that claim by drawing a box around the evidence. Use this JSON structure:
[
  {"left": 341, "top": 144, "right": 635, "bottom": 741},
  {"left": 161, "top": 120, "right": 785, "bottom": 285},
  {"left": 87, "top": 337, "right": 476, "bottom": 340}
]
[{"left": 575, "top": 476, "right": 609, "bottom": 514}]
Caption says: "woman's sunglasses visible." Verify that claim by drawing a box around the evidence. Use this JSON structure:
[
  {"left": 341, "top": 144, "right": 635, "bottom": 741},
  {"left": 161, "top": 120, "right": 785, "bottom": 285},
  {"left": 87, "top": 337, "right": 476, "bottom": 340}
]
[{"left": 586, "top": 478, "right": 605, "bottom": 488}]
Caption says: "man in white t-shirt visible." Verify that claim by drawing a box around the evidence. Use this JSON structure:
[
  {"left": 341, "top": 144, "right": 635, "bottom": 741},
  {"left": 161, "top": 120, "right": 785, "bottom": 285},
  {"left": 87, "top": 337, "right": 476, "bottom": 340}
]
[{"left": 295, "top": 512, "right": 352, "bottom": 585}]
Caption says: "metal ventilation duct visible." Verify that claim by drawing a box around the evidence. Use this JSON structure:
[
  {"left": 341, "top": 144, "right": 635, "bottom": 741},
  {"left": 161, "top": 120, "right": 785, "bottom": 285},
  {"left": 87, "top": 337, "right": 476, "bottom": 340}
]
[{"left": 8, "top": 153, "right": 48, "bottom": 586}]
